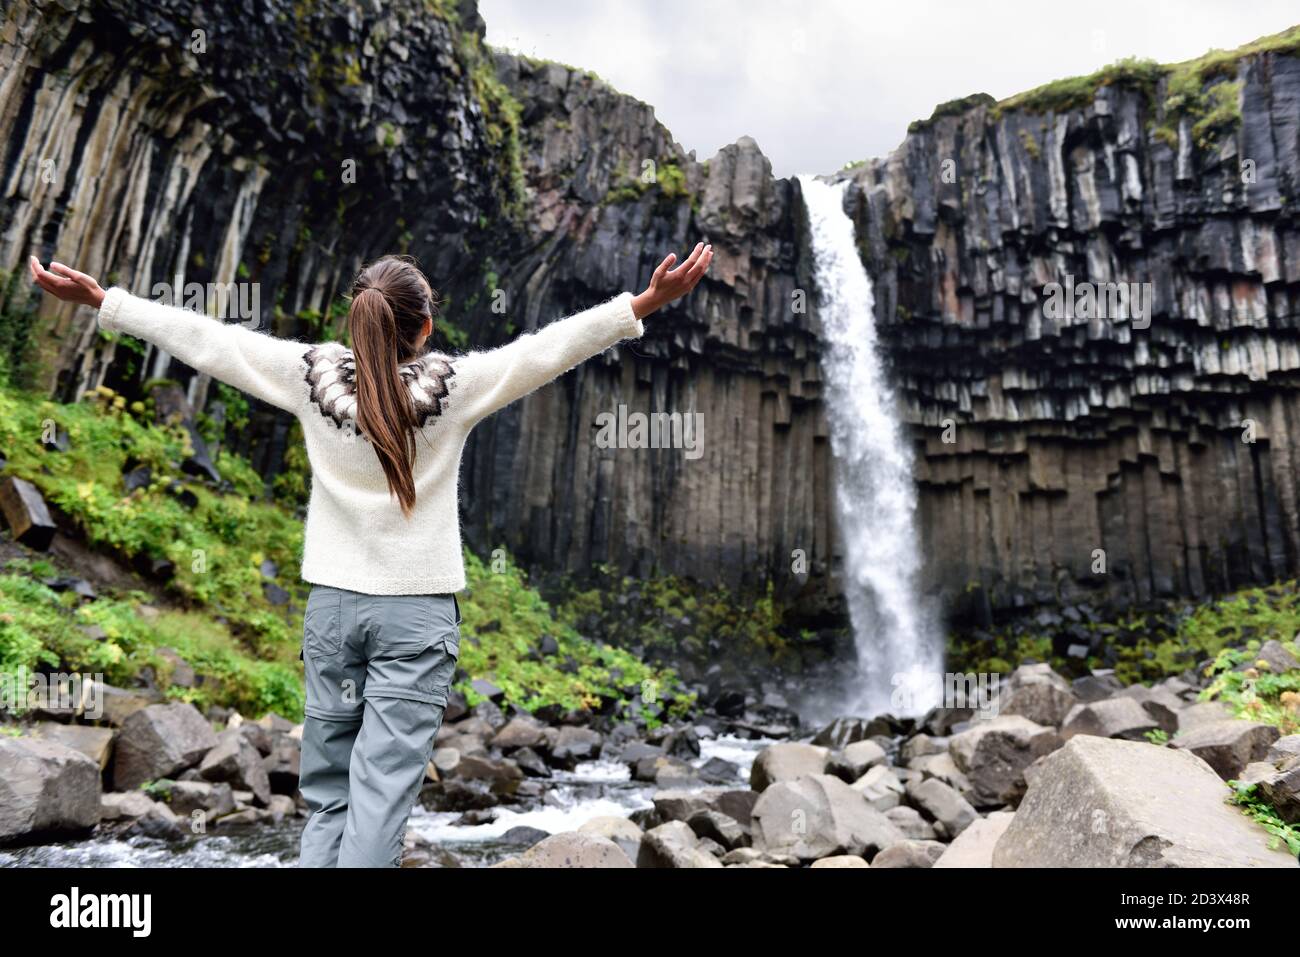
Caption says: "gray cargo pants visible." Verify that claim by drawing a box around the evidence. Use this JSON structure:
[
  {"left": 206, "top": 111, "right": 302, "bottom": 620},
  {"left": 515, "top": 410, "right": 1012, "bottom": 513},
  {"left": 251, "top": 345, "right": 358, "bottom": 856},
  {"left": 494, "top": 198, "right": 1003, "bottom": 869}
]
[{"left": 296, "top": 584, "right": 461, "bottom": 868}]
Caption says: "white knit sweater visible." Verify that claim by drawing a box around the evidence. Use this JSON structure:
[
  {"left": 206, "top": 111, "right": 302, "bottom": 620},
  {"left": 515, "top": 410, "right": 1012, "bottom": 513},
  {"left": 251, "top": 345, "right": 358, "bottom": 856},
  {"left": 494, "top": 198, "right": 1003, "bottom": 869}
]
[{"left": 96, "top": 287, "right": 645, "bottom": 594}]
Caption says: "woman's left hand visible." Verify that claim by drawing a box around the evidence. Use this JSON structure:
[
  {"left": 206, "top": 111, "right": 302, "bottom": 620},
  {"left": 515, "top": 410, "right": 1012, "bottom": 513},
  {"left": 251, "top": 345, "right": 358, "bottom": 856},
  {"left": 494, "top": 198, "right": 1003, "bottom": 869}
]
[
  {"left": 29, "top": 256, "right": 106, "bottom": 309},
  {"left": 631, "top": 242, "right": 713, "bottom": 320}
]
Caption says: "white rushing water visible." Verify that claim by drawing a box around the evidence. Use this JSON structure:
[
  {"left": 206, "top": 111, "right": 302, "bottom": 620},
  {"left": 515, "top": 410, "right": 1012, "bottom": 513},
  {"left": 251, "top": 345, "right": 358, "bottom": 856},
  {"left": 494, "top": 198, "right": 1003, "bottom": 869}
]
[{"left": 799, "top": 174, "right": 943, "bottom": 717}]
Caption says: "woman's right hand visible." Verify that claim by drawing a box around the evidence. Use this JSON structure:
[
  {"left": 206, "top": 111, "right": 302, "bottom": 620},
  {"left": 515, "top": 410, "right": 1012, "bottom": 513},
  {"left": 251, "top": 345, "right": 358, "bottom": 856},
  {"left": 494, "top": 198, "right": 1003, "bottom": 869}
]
[{"left": 29, "top": 256, "right": 106, "bottom": 309}]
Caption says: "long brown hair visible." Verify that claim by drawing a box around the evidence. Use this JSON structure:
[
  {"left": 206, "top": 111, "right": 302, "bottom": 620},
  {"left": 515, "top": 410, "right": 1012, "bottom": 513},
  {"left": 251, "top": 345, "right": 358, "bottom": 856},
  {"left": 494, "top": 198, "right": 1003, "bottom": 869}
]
[{"left": 347, "top": 255, "right": 438, "bottom": 517}]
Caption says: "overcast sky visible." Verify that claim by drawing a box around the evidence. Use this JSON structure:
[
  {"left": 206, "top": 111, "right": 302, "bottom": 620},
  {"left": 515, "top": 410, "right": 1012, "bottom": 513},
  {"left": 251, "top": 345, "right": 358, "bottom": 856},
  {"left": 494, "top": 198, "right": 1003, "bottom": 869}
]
[{"left": 480, "top": 0, "right": 1298, "bottom": 178}]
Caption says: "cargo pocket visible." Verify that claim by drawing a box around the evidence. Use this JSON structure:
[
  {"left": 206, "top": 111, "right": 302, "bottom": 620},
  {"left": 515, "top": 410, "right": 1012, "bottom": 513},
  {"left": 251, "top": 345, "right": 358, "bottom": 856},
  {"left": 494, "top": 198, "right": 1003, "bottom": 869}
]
[{"left": 303, "top": 587, "right": 343, "bottom": 658}]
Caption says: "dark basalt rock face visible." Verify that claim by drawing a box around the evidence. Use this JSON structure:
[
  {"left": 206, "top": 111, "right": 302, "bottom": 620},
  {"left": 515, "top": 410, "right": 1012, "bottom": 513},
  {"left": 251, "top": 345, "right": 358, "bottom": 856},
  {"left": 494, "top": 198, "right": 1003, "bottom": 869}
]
[
  {"left": 460, "top": 54, "right": 834, "bottom": 614},
  {"left": 837, "top": 49, "right": 1300, "bottom": 617},
  {"left": 0, "top": 0, "right": 515, "bottom": 474}
]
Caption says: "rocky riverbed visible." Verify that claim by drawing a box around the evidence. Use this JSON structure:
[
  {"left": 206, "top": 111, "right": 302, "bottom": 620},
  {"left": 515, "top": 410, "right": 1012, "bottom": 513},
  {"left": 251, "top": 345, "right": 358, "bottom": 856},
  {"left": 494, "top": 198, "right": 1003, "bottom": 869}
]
[{"left": 2, "top": 639, "right": 1297, "bottom": 868}]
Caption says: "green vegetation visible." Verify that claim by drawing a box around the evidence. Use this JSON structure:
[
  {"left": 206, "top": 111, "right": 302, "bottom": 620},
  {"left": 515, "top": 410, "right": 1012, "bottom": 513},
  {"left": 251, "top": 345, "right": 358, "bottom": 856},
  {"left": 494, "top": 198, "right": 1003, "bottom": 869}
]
[
  {"left": 558, "top": 567, "right": 819, "bottom": 671},
  {"left": 457, "top": 31, "right": 527, "bottom": 222},
  {"left": 951, "top": 580, "right": 1300, "bottom": 686},
  {"left": 0, "top": 271, "right": 42, "bottom": 389},
  {"left": 907, "top": 92, "right": 997, "bottom": 133},
  {"left": 459, "top": 551, "right": 691, "bottom": 723},
  {"left": 0, "top": 371, "right": 688, "bottom": 724},
  {"left": 993, "top": 57, "right": 1163, "bottom": 117},
  {"left": 982, "top": 26, "right": 1300, "bottom": 150},
  {"left": 1202, "top": 635, "right": 1300, "bottom": 737},
  {"left": 1229, "top": 780, "right": 1300, "bottom": 856},
  {"left": 0, "top": 562, "right": 304, "bottom": 719},
  {"left": 602, "top": 160, "right": 692, "bottom": 207}
]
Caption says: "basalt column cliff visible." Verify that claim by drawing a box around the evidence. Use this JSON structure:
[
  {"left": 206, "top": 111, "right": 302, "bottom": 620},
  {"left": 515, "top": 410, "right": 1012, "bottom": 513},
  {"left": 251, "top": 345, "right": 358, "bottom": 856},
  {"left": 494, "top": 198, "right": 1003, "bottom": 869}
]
[{"left": 842, "top": 40, "right": 1300, "bottom": 618}]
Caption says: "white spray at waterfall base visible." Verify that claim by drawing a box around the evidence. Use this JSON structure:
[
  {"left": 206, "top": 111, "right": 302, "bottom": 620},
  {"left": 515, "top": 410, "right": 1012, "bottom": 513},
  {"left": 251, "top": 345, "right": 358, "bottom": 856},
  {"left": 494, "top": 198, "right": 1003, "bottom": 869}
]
[{"left": 799, "top": 174, "right": 944, "bottom": 719}]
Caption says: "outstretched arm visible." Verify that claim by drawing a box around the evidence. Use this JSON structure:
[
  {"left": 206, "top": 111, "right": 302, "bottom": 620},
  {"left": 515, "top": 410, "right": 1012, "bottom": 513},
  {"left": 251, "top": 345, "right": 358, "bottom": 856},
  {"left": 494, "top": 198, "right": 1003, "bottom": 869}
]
[
  {"left": 29, "top": 257, "right": 306, "bottom": 414},
  {"left": 452, "top": 242, "right": 713, "bottom": 426}
]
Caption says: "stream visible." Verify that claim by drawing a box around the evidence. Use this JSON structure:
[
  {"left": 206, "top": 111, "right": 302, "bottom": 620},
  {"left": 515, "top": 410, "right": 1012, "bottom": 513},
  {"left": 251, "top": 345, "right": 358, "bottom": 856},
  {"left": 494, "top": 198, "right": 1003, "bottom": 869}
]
[{"left": 0, "top": 733, "right": 773, "bottom": 868}]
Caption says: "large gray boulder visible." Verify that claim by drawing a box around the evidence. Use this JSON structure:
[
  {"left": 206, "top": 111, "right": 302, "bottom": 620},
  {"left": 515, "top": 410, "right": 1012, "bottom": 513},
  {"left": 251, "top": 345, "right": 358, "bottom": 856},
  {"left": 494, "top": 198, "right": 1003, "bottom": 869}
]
[
  {"left": 752, "top": 774, "right": 905, "bottom": 862},
  {"left": 113, "top": 702, "right": 218, "bottom": 791},
  {"left": 905, "top": 776, "right": 978, "bottom": 839},
  {"left": 850, "top": 763, "right": 905, "bottom": 810},
  {"left": 29, "top": 722, "right": 115, "bottom": 769},
  {"left": 576, "top": 815, "right": 644, "bottom": 861},
  {"left": 1001, "top": 663, "right": 1076, "bottom": 727},
  {"left": 948, "top": 715, "right": 1062, "bottom": 806},
  {"left": 870, "top": 839, "right": 946, "bottom": 868},
  {"left": 637, "top": 820, "right": 724, "bottom": 868},
  {"left": 932, "top": 812, "right": 1015, "bottom": 868},
  {"left": 1061, "top": 697, "right": 1159, "bottom": 741},
  {"left": 1170, "top": 719, "right": 1280, "bottom": 780},
  {"left": 750, "top": 742, "right": 829, "bottom": 791},
  {"left": 1118, "top": 684, "right": 1183, "bottom": 733},
  {"left": 198, "top": 728, "right": 272, "bottom": 806},
  {"left": 0, "top": 738, "right": 102, "bottom": 843},
  {"left": 496, "top": 832, "right": 634, "bottom": 868},
  {"left": 992, "top": 736, "right": 1294, "bottom": 867}
]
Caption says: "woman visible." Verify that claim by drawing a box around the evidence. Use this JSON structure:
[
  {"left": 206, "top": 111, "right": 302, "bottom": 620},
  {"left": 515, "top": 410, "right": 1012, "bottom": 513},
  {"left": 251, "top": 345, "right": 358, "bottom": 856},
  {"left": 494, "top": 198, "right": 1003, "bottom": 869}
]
[{"left": 28, "top": 243, "right": 713, "bottom": 866}]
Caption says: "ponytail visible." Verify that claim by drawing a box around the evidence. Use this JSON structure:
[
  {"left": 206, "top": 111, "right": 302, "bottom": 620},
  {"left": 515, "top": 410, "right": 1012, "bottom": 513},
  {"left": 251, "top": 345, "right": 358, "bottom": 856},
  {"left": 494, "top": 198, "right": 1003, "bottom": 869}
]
[{"left": 349, "top": 285, "right": 419, "bottom": 517}]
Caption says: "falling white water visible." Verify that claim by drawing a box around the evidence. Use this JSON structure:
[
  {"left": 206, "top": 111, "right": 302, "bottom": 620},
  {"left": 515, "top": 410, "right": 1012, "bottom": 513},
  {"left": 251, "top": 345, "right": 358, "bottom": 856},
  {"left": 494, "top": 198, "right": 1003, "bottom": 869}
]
[{"left": 799, "top": 174, "right": 943, "bottom": 718}]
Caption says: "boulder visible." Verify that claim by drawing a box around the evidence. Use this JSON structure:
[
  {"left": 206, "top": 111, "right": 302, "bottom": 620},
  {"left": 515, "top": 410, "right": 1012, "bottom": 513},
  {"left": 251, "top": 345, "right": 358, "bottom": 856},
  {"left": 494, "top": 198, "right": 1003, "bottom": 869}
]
[
  {"left": 1255, "top": 762, "right": 1300, "bottom": 823},
  {"left": 931, "top": 812, "right": 1016, "bottom": 868},
  {"left": 163, "top": 780, "right": 236, "bottom": 819},
  {"left": 0, "top": 738, "right": 102, "bottom": 843},
  {"left": 687, "top": 809, "right": 747, "bottom": 850},
  {"left": 827, "top": 739, "right": 887, "bottom": 780},
  {"left": 90, "top": 681, "right": 160, "bottom": 726},
  {"left": 1252, "top": 640, "right": 1299, "bottom": 674},
  {"left": 638, "top": 820, "right": 724, "bottom": 868},
  {"left": 198, "top": 728, "right": 273, "bottom": 806},
  {"left": 1176, "top": 701, "right": 1233, "bottom": 733},
  {"left": 1170, "top": 719, "right": 1280, "bottom": 780},
  {"left": 0, "top": 476, "right": 57, "bottom": 550},
  {"left": 1001, "top": 663, "right": 1076, "bottom": 727},
  {"left": 549, "top": 726, "right": 602, "bottom": 769},
  {"left": 870, "top": 839, "right": 946, "bottom": 868},
  {"left": 907, "top": 751, "right": 973, "bottom": 793},
  {"left": 112, "top": 702, "right": 218, "bottom": 791},
  {"left": 1118, "top": 684, "right": 1182, "bottom": 733},
  {"left": 750, "top": 742, "right": 829, "bottom": 791},
  {"left": 100, "top": 790, "right": 160, "bottom": 821},
  {"left": 29, "top": 722, "right": 115, "bottom": 769},
  {"left": 992, "top": 736, "right": 1294, "bottom": 867},
  {"left": 1267, "top": 735, "right": 1300, "bottom": 764},
  {"left": 576, "top": 815, "right": 643, "bottom": 861},
  {"left": 948, "top": 715, "right": 1062, "bottom": 806},
  {"left": 491, "top": 716, "right": 548, "bottom": 753},
  {"left": 899, "top": 734, "right": 944, "bottom": 762},
  {"left": 501, "top": 832, "right": 634, "bottom": 868},
  {"left": 1061, "top": 697, "right": 1159, "bottom": 741},
  {"left": 751, "top": 774, "right": 905, "bottom": 862},
  {"left": 1071, "top": 671, "right": 1124, "bottom": 703},
  {"left": 851, "top": 764, "right": 906, "bottom": 811},
  {"left": 905, "top": 776, "right": 978, "bottom": 838},
  {"left": 886, "top": 804, "right": 938, "bottom": 840},
  {"left": 809, "top": 855, "right": 870, "bottom": 868},
  {"left": 633, "top": 754, "right": 699, "bottom": 787}
]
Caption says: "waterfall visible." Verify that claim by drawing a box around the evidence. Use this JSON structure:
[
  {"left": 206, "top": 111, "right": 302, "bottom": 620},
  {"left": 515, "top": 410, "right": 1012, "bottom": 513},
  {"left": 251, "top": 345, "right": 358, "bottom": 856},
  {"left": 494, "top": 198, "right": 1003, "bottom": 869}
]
[{"left": 799, "top": 174, "right": 943, "bottom": 718}]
